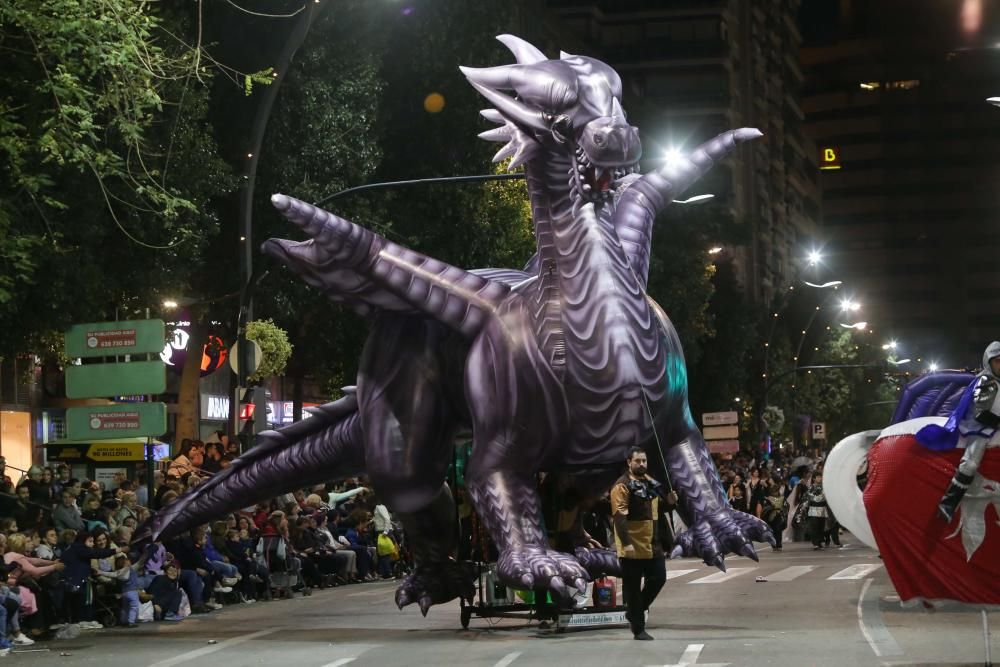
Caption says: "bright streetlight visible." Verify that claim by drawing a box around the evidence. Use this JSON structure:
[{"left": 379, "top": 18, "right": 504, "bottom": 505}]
[
  {"left": 708, "top": 246, "right": 723, "bottom": 255},
  {"left": 887, "top": 358, "right": 911, "bottom": 366},
  {"left": 807, "top": 250, "right": 823, "bottom": 266},
  {"left": 663, "top": 148, "right": 684, "bottom": 168},
  {"left": 840, "top": 299, "right": 861, "bottom": 312},
  {"left": 929, "top": 362, "right": 939, "bottom": 372},
  {"left": 882, "top": 340, "right": 898, "bottom": 350},
  {"left": 804, "top": 280, "right": 842, "bottom": 289},
  {"left": 840, "top": 321, "right": 868, "bottom": 330},
  {"left": 162, "top": 299, "right": 179, "bottom": 310},
  {"left": 673, "top": 193, "right": 715, "bottom": 205}
]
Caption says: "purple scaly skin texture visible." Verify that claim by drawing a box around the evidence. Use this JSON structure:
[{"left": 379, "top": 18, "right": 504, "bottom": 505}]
[{"left": 139, "top": 35, "right": 773, "bottom": 614}]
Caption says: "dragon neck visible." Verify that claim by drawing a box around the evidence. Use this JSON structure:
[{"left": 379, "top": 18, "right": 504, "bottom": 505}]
[{"left": 522, "top": 153, "right": 650, "bottom": 379}]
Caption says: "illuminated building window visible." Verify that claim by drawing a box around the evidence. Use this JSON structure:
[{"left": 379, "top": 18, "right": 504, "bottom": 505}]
[
  {"left": 859, "top": 81, "right": 880, "bottom": 91},
  {"left": 886, "top": 80, "right": 920, "bottom": 90}
]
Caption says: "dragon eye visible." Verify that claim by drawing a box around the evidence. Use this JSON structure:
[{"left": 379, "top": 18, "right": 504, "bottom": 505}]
[{"left": 550, "top": 115, "right": 574, "bottom": 144}]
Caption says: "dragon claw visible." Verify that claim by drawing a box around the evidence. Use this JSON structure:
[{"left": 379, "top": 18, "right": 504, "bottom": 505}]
[
  {"left": 418, "top": 595, "right": 433, "bottom": 617},
  {"left": 739, "top": 543, "right": 759, "bottom": 562},
  {"left": 710, "top": 554, "right": 727, "bottom": 572},
  {"left": 497, "top": 546, "right": 588, "bottom": 602},
  {"left": 394, "top": 560, "right": 473, "bottom": 616},
  {"left": 549, "top": 577, "right": 570, "bottom": 600},
  {"left": 573, "top": 577, "right": 588, "bottom": 594}
]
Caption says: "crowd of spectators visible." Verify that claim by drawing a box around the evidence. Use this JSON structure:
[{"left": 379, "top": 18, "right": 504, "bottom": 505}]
[
  {"left": 0, "top": 436, "right": 405, "bottom": 655},
  {"left": 714, "top": 450, "right": 843, "bottom": 551}
]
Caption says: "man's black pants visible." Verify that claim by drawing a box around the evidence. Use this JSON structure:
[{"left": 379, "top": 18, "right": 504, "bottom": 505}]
[{"left": 620, "top": 557, "right": 666, "bottom": 634}]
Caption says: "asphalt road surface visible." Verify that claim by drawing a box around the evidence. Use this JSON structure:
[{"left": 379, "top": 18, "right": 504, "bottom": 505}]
[{"left": 14, "top": 538, "right": 992, "bottom": 666}]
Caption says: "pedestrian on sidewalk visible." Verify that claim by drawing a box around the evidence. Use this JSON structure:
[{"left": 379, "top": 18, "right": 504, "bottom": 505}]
[{"left": 611, "top": 446, "right": 676, "bottom": 641}]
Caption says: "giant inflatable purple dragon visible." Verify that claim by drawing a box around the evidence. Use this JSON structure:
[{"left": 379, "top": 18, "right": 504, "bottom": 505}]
[{"left": 143, "top": 35, "right": 773, "bottom": 614}]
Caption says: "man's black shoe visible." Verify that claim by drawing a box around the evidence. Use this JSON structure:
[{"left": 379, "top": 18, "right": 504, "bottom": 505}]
[
  {"left": 634, "top": 630, "right": 654, "bottom": 641},
  {"left": 191, "top": 604, "right": 211, "bottom": 614}
]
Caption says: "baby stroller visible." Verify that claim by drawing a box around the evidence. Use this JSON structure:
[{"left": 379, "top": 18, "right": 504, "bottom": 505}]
[{"left": 90, "top": 578, "right": 121, "bottom": 628}]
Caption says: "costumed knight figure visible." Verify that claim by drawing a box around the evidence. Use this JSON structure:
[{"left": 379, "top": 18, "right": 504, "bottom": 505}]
[{"left": 937, "top": 340, "right": 1000, "bottom": 522}]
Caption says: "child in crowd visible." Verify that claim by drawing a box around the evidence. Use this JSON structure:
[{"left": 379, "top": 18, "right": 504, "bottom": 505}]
[{"left": 112, "top": 553, "right": 141, "bottom": 628}]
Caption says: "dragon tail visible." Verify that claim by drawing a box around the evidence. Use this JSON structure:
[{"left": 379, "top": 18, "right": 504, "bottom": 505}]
[{"left": 136, "top": 389, "right": 366, "bottom": 544}]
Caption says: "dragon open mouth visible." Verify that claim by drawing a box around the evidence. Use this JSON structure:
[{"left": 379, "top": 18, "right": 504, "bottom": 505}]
[{"left": 574, "top": 147, "right": 637, "bottom": 201}]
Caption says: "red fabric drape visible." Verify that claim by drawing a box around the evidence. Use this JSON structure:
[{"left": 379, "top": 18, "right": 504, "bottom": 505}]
[{"left": 865, "top": 434, "right": 1000, "bottom": 605}]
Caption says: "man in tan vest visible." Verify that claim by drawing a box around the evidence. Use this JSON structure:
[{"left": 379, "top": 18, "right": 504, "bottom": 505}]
[{"left": 611, "top": 446, "right": 676, "bottom": 640}]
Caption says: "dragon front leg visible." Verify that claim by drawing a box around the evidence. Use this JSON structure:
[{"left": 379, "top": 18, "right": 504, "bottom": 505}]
[{"left": 664, "top": 432, "right": 775, "bottom": 571}]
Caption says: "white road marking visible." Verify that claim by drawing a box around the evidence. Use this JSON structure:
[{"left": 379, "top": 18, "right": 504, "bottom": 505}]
[
  {"left": 828, "top": 563, "right": 882, "bottom": 580},
  {"left": 320, "top": 660, "right": 355, "bottom": 667},
  {"left": 688, "top": 567, "right": 755, "bottom": 584},
  {"left": 765, "top": 565, "right": 816, "bottom": 582},
  {"left": 679, "top": 644, "right": 704, "bottom": 663},
  {"left": 857, "top": 578, "right": 904, "bottom": 658},
  {"left": 147, "top": 628, "right": 280, "bottom": 667},
  {"left": 493, "top": 651, "right": 522, "bottom": 667},
  {"left": 648, "top": 642, "right": 732, "bottom": 667},
  {"left": 666, "top": 568, "right": 700, "bottom": 580}
]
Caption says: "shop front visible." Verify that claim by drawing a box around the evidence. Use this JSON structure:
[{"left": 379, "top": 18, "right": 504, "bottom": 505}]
[{"left": 45, "top": 437, "right": 170, "bottom": 484}]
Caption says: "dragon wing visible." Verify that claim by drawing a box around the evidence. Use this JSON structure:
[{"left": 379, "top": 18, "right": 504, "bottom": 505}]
[{"left": 262, "top": 195, "right": 526, "bottom": 338}]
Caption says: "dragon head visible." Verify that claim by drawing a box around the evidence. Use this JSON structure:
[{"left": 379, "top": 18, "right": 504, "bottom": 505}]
[{"left": 461, "top": 35, "right": 642, "bottom": 206}]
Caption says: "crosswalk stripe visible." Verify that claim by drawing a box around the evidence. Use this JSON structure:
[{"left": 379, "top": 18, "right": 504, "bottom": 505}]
[
  {"left": 688, "top": 567, "right": 756, "bottom": 584},
  {"left": 666, "top": 568, "right": 700, "bottom": 580},
  {"left": 828, "top": 564, "right": 882, "bottom": 580},
  {"left": 766, "top": 565, "right": 817, "bottom": 582}
]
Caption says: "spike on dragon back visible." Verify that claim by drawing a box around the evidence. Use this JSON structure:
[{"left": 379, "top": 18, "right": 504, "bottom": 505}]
[{"left": 140, "top": 35, "right": 772, "bottom": 615}]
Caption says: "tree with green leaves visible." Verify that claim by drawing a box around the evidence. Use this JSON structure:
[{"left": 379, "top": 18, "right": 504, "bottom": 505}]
[{"left": 0, "top": 1, "right": 232, "bottom": 363}]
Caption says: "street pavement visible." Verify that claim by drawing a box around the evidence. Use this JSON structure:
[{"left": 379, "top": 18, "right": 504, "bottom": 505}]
[{"left": 13, "top": 538, "right": 992, "bottom": 666}]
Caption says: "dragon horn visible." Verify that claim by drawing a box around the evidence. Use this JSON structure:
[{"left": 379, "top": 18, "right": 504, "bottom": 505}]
[
  {"left": 560, "top": 50, "right": 574, "bottom": 59},
  {"left": 462, "top": 78, "right": 548, "bottom": 131},
  {"left": 478, "top": 127, "right": 512, "bottom": 143},
  {"left": 611, "top": 96, "right": 626, "bottom": 123},
  {"left": 480, "top": 109, "right": 506, "bottom": 124},
  {"left": 496, "top": 34, "right": 547, "bottom": 64}
]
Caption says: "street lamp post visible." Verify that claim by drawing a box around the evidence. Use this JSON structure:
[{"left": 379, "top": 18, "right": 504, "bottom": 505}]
[{"left": 760, "top": 279, "right": 843, "bottom": 448}]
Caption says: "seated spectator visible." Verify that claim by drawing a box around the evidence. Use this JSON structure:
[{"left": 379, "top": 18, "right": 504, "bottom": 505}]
[
  {"left": 11, "top": 485, "right": 44, "bottom": 532},
  {"left": 169, "top": 530, "right": 227, "bottom": 610},
  {"left": 34, "top": 528, "right": 60, "bottom": 561},
  {"left": 314, "top": 514, "right": 358, "bottom": 582},
  {"left": 80, "top": 494, "right": 110, "bottom": 532},
  {"left": 59, "top": 531, "right": 120, "bottom": 629},
  {"left": 0, "top": 519, "right": 18, "bottom": 537},
  {"left": 4, "top": 532, "right": 63, "bottom": 643},
  {"left": 146, "top": 561, "right": 185, "bottom": 621},
  {"left": 237, "top": 516, "right": 258, "bottom": 541},
  {"left": 201, "top": 443, "right": 224, "bottom": 475},
  {"left": 223, "top": 529, "right": 270, "bottom": 602},
  {"left": 22, "top": 466, "right": 51, "bottom": 507},
  {"left": 167, "top": 439, "right": 206, "bottom": 481},
  {"left": 154, "top": 475, "right": 181, "bottom": 510},
  {"left": 115, "top": 492, "right": 140, "bottom": 526},
  {"left": 53, "top": 490, "right": 84, "bottom": 532},
  {"left": 90, "top": 531, "right": 117, "bottom": 581},
  {"left": 159, "top": 490, "right": 180, "bottom": 507},
  {"left": 50, "top": 465, "right": 71, "bottom": 500}
]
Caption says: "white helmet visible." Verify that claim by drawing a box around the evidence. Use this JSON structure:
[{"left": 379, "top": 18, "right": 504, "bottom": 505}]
[{"left": 983, "top": 341, "right": 1000, "bottom": 378}]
